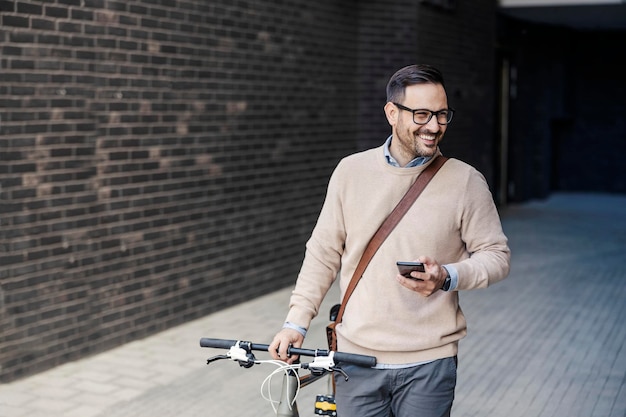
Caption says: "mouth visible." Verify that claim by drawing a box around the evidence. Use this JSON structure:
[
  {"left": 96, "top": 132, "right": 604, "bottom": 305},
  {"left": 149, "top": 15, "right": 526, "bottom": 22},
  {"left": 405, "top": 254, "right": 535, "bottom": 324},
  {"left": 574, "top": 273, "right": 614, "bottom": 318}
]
[{"left": 417, "top": 133, "right": 437, "bottom": 146}]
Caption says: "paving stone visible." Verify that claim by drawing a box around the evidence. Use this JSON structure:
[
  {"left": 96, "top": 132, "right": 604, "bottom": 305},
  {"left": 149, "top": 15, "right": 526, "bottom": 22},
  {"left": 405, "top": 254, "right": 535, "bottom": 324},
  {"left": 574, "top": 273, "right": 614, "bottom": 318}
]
[{"left": 0, "top": 192, "right": 624, "bottom": 417}]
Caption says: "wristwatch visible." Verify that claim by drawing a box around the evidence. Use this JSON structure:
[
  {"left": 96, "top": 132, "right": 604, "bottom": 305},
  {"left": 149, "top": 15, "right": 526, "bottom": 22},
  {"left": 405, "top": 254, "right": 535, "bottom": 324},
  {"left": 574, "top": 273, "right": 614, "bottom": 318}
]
[{"left": 441, "top": 267, "right": 452, "bottom": 291}]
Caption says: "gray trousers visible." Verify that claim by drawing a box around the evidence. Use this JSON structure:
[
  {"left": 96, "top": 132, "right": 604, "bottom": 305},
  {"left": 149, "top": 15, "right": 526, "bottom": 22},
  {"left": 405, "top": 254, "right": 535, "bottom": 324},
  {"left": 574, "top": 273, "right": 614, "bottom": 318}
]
[{"left": 334, "top": 356, "right": 457, "bottom": 417}]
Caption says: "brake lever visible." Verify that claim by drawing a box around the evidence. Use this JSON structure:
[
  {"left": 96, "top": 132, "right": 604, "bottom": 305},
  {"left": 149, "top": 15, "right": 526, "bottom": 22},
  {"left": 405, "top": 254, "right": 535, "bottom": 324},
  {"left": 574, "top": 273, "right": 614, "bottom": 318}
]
[
  {"left": 332, "top": 367, "right": 349, "bottom": 381},
  {"left": 206, "top": 354, "right": 229, "bottom": 364}
]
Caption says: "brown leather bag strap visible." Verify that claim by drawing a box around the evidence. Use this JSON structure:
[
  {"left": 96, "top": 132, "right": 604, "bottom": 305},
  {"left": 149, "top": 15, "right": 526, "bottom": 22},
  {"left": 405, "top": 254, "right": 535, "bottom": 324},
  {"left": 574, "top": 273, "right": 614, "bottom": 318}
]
[{"left": 334, "top": 155, "right": 449, "bottom": 325}]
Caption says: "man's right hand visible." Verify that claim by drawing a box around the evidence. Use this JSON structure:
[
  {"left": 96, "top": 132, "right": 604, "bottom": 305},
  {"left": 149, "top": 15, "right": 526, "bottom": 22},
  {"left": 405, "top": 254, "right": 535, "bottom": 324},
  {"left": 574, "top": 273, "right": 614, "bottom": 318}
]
[{"left": 268, "top": 328, "right": 304, "bottom": 364}]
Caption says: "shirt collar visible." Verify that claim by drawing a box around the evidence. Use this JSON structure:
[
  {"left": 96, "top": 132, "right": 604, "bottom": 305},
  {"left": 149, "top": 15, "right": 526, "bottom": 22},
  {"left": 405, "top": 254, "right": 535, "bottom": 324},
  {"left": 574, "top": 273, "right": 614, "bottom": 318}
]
[{"left": 383, "top": 135, "right": 432, "bottom": 168}]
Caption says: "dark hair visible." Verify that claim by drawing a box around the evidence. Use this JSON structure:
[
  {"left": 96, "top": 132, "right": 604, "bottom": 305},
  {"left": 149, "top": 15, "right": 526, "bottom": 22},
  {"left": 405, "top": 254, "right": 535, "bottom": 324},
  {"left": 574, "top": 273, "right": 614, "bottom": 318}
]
[{"left": 385, "top": 64, "right": 446, "bottom": 103}]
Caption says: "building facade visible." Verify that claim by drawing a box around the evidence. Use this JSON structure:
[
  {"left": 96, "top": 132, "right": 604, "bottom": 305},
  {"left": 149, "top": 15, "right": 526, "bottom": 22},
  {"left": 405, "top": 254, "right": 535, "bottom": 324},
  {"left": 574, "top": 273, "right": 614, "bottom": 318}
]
[{"left": 2, "top": 0, "right": 500, "bottom": 382}]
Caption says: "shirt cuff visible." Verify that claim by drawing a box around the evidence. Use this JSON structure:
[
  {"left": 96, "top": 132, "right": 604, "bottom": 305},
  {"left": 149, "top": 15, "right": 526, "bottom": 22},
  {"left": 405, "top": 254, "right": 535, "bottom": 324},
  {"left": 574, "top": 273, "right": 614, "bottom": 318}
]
[
  {"left": 443, "top": 264, "right": 459, "bottom": 291},
  {"left": 283, "top": 321, "right": 307, "bottom": 337}
]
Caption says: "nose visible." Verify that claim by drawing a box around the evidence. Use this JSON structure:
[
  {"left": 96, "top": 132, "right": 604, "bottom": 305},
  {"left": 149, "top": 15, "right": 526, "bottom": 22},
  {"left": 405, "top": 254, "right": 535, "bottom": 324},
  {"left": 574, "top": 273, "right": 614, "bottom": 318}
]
[{"left": 424, "top": 115, "right": 441, "bottom": 130}]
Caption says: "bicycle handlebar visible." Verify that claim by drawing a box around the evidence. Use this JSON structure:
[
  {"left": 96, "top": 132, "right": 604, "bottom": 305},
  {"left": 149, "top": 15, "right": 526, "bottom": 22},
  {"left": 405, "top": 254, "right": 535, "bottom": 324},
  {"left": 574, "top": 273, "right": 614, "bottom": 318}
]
[{"left": 199, "top": 337, "right": 377, "bottom": 368}]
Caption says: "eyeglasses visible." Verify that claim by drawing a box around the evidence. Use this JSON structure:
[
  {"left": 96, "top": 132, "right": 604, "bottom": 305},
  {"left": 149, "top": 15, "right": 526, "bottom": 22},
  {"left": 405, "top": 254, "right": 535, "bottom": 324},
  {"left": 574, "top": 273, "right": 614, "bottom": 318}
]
[{"left": 393, "top": 102, "right": 455, "bottom": 125}]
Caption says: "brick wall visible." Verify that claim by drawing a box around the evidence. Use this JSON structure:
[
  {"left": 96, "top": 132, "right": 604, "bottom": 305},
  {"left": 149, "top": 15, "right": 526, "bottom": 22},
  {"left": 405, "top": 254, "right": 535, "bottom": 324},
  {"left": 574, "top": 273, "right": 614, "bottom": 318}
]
[
  {"left": 0, "top": 0, "right": 499, "bottom": 382},
  {"left": 417, "top": 0, "right": 498, "bottom": 184}
]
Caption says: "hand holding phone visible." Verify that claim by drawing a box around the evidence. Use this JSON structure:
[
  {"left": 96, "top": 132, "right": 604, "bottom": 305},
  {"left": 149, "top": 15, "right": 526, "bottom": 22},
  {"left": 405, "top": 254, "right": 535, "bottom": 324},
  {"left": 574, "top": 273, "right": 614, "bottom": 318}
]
[{"left": 396, "top": 261, "right": 425, "bottom": 280}]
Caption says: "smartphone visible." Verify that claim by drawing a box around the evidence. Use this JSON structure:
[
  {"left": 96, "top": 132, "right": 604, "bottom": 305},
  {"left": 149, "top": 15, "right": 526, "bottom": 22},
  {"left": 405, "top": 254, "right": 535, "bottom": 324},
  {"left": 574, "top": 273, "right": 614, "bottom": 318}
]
[{"left": 396, "top": 261, "right": 425, "bottom": 279}]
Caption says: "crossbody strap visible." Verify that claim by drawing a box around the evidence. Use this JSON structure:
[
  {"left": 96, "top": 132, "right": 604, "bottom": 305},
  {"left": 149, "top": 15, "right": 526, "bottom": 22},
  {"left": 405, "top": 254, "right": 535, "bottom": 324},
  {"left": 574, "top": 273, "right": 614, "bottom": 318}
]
[{"left": 334, "top": 155, "right": 449, "bottom": 325}]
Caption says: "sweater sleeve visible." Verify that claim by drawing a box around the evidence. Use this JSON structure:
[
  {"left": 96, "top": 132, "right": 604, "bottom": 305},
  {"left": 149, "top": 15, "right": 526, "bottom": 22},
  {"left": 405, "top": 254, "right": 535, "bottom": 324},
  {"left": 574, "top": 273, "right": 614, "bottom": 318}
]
[{"left": 450, "top": 168, "right": 511, "bottom": 290}]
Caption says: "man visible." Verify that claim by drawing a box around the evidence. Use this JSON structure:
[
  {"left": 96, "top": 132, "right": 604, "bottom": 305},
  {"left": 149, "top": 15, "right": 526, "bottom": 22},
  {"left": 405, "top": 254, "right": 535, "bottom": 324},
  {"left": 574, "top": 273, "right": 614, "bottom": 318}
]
[{"left": 269, "top": 64, "right": 511, "bottom": 417}]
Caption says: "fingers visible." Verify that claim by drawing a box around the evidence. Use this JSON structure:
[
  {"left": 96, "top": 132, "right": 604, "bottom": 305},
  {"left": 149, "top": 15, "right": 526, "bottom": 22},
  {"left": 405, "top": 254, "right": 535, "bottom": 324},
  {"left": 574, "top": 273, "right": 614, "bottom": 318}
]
[
  {"left": 268, "top": 337, "right": 282, "bottom": 361},
  {"left": 396, "top": 274, "right": 434, "bottom": 296},
  {"left": 396, "top": 257, "right": 442, "bottom": 296},
  {"left": 269, "top": 329, "right": 304, "bottom": 364}
]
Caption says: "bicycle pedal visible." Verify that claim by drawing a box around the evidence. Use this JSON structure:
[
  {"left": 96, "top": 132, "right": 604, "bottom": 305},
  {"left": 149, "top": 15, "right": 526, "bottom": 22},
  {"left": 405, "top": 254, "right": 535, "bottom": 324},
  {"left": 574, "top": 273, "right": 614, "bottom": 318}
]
[{"left": 314, "top": 394, "right": 337, "bottom": 416}]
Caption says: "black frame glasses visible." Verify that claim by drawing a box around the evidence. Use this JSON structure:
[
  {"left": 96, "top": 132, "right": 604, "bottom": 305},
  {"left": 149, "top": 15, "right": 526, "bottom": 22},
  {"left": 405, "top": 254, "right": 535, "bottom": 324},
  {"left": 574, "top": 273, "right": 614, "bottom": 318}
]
[{"left": 393, "top": 102, "right": 455, "bottom": 125}]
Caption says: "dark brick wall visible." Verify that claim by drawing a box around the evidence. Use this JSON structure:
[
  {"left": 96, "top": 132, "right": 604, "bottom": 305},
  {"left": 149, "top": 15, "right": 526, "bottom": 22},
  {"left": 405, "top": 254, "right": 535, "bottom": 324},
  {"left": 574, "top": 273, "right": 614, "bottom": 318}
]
[
  {"left": 355, "top": 0, "right": 422, "bottom": 150},
  {"left": 417, "top": 0, "right": 498, "bottom": 185},
  {"left": 0, "top": 0, "right": 499, "bottom": 382}
]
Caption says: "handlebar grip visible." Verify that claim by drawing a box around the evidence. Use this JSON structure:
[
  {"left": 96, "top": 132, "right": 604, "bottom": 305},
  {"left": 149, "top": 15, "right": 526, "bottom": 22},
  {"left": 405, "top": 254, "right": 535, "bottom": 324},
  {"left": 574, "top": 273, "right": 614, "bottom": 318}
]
[
  {"left": 333, "top": 351, "right": 377, "bottom": 367},
  {"left": 200, "top": 338, "right": 238, "bottom": 349}
]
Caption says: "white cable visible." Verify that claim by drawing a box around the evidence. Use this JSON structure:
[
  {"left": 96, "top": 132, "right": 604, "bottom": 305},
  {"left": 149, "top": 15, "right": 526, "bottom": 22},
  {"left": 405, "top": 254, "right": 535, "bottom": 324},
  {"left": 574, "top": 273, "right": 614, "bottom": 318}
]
[
  {"left": 262, "top": 363, "right": 301, "bottom": 411},
  {"left": 220, "top": 346, "right": 332, "bottom": 414},
  {"left": 259, "top": 361, "right": 302, "bottom": 414}
]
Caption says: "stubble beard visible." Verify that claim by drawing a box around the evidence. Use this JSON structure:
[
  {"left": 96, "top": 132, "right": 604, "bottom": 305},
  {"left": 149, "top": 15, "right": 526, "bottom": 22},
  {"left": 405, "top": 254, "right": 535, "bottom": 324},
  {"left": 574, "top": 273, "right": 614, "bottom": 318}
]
[
  {"left": 395, "top": 120, "right": 442, "bottom": 160},
  {"left": 411, "top": 131, "right": 439, "bottom": 158}
]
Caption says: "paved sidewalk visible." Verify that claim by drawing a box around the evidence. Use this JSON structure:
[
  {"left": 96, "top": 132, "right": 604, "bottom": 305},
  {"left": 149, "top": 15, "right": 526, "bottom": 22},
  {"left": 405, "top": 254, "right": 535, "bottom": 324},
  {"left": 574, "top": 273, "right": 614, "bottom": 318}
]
[{"left": 0, "top": 192, "right": 625, "bottom": 417}]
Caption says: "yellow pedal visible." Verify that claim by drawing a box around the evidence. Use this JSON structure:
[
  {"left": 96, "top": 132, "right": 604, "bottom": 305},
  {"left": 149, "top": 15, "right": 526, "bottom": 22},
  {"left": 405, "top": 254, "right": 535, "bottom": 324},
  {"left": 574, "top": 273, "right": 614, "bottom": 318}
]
[{"left": 314, "top": 394, "right": 337, "bottom": 416}]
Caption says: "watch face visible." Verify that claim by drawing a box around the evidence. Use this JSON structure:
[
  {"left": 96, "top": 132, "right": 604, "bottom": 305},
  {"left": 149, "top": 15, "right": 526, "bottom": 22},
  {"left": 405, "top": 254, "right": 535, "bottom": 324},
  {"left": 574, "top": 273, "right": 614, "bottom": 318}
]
[{"left": 443, "top": 277, "right": 451, "bottom": 291}]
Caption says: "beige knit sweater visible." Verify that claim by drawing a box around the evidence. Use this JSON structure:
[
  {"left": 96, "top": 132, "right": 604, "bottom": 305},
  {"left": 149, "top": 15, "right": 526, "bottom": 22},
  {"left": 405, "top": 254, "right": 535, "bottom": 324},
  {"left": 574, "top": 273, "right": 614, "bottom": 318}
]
[{"left": 285, "top": 146, "right": 511, "bottom": 364}]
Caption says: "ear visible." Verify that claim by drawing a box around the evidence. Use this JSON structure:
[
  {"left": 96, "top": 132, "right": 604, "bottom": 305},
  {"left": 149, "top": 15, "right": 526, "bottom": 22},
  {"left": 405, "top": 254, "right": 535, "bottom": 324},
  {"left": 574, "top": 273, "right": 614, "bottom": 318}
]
[{"left": 383, "top": 102, "right": 397, "bottom": 126}]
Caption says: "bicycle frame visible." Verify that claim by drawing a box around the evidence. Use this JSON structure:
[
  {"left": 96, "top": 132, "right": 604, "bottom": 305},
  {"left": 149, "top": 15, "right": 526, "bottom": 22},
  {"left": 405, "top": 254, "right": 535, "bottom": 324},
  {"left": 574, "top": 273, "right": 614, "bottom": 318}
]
[
  {"left": 200, "top": 338, "right": 376, "bottom": 417},
  {"left": 276, "top": 365, "right": 329, "bottom": 417}
]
